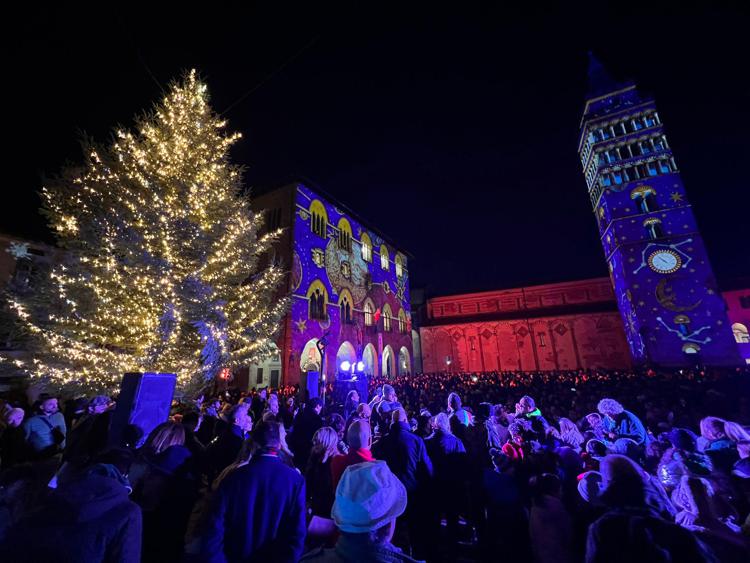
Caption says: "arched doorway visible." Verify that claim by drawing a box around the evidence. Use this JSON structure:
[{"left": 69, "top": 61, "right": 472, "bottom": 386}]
[
  {"left": 362, "top": 343, "right": 378, "bottom": 377},
  {"left": 335, "top": 341, "right": 357, "bottom": 377},
  {"left": 398, "top": 346, "right": 411, "bottom": 376},
  {"left": 382, "top": 345, "right": 396, "bottom": 379}
]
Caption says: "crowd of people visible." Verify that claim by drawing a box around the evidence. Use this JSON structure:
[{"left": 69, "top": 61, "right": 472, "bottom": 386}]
[{"left": 0, "top": 367, "right": 749, "bottom": 562}]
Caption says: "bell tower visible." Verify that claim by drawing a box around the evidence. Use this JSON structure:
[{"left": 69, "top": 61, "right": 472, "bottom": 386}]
[{"left": 578, "top": 54, "right": 738, "bottom": 366}]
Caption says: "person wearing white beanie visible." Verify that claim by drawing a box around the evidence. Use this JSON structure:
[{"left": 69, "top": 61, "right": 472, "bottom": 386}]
[{"left": 301, "top": 460, "right": 423, "bottom": 562}]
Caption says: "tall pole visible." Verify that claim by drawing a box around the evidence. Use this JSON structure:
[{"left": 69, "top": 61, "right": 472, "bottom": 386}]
[{"left": 316, "top": 331, "right": 330, "bottom": 403}]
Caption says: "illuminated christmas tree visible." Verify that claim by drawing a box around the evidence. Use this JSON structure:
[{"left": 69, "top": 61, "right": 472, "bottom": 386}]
[{"left": 4, "top": 71, "right": 287, "bottom": 393}]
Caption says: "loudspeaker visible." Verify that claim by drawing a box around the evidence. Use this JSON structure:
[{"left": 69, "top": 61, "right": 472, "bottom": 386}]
[
  {"left": 109, "top": 372, "right": 177, "bottom": 448},
  {"left": 303, "top": 371, "right": 320, "bottom": 401}
]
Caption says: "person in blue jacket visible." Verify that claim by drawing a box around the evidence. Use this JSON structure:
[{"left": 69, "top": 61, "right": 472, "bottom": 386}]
[
  {"left": 192, "top": 420, "right": 306, "bottom": 563},
  {"left": 598, "top": 398, "right": 649, "bottom": 446}
]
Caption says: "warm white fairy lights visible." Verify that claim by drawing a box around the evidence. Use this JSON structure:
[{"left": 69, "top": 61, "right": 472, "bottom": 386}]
[{"left": 3, "top": 70, "right": 288, "bottom": 394}]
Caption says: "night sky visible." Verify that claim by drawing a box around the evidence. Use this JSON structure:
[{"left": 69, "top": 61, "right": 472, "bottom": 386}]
[{"left": 6, "top": 5, "right": 749, "bottom": 296}]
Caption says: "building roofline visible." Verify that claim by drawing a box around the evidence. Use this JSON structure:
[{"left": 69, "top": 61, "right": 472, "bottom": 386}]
[
  {"left": 427, "top": 276, "right": 613, "bottom": 303},
  {"left": 421, "top": 299, "right": 620, "bottom": 326},
  {"left": 253, "top": 177, "right": 414, "bottom": 259}
]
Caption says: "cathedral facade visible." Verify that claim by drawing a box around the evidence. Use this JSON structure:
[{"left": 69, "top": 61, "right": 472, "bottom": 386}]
[
  {"left": 577, "top": 56, "right": 739, "bottom": 367},
  {"left": 418, "top": 278, "right": 632, "bottom": 373}
]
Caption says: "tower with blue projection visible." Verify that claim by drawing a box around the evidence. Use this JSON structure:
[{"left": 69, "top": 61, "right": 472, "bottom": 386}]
[{"left": 578, "top": 54, "right": 739, "bottom": 367}]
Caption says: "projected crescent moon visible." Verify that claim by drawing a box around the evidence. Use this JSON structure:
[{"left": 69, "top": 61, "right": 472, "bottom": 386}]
[{"left": 655, "top": 279, "right": 702, "bottom": 312}]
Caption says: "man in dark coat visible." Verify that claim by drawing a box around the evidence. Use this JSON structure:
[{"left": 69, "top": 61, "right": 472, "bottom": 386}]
[
  {"left": 0, "top": 449, "right": 142, "bottom": 562},
  {"left": 372, "top": 407, "right": 434, "bottom": 560},
  {"left": 250, "top": 388, "right": 267, "bottom": 421},
  {"left": 425, "top": 412, "right": 466, "bottom": 546},
  {"left": 373, "top": 408, "right": 433, "bottom": 494},
  {"left": 374, "top": 385, "right": 402, "bottom": 436},
  {"left": 0, "top": 408, "right": 27, "bottom": 469},
  {"left": 289, "top": 397, "right": 323, "bottom": 469},
  {"left": 196, "top": 397, "right": 221, "bottom": 445},
  {"left": 192, "top": 420, "right": 307, "bottom": 563},
  {"left": 204, "top": 403, "right": 252, "bottom": 483}
]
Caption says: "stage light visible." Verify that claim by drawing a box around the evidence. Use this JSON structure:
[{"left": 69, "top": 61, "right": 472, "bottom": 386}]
[
  {"left": 340, "top": 360, "right": 351, "bottom": 372},
  {"left": 356, "top": 361, "right": 365, "bottom": 372},
  {"left": 471, "top": 375, "right": 478, "bottom": 383}
]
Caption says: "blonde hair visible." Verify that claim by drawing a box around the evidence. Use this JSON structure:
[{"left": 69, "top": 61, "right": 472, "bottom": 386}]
[
  {"left": 311, "top": 427, "right": 339, "bottom": 463},
  {"left": 432, "top": 412, "right": 452, "bottom": 434},
  {"left": 699, "top": 417, "right": 726, "bottom": 441},
  {"left": 597, "top": 398, "right": 624, "bottom": 416},
  {"left": 723, "top": 421, "right": 750, "bottom": 443},
  {"left": 146, "top": 421, "right": 185, "bottom": 454},
  {"left": 558, "top": 417, "right": 584, "bottom": 449}
]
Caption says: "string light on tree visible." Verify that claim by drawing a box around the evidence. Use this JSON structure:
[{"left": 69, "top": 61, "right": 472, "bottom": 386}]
[{"left": 3, "top": 70, "right": 288, "bottom": 394}]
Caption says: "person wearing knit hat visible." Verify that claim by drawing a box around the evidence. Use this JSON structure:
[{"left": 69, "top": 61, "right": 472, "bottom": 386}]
[{"left": 301, "top": 460, "right": 422, "bottom": 562}]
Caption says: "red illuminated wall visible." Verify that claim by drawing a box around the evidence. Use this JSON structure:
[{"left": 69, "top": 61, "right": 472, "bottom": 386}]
[{"left": 419, "top": 278, "right": 632, "bottom": 372}]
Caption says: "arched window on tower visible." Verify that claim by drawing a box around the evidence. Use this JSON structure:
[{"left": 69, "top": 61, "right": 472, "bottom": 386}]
[
  {"left": 360, "top": 232, "right": 372, "bottom": 263},
  {"left": 382, "top": 304, "right": 392, "bottom": 332},
  {"left": 339, "top": 294, "right": 353, "bottom": 324},
  {"left": 310, "top": 200, "right": 328, "bottom": 239},
  {"left": 307, "top": 280, "right": 328, "bottom": 320},
  {"left": 363, "top": 299, "right": 375, "bottom": 326},
  {"left": 631, "top": 186, "right": 658, "bottom": 214},
  {"left": 643, "top": 217, "right": 665, "bottom": 240},
  {"left": 395, "top": 253, "right": 405, "bottom": 279},
  {"left": 380, "top": 245, "right": 390, "bottom": 271},
  {"left": 337, "top": 218, "right": 352, "bottom": 252},
  {"left": 733, "top": 323, "right": 750, "bottom": 344},
  {"left": 397, "top": 308, "right": 407, "bottom": 333}
]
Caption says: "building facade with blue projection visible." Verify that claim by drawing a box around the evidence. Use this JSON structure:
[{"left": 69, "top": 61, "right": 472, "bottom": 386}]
[
  {"left": 578, "top": 55, "right": 739, "bottom": 366},
  {"left": 247, "top": 183, "right": 413, "bottom": 388}
]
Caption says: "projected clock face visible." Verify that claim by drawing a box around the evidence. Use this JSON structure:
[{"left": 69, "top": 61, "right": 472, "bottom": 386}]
[{"left": 648, "top": 250, "right": 681, "bottom": 274}]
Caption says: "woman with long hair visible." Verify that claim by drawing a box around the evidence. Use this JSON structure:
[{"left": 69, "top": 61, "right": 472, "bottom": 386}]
[
  {"left": 343, "top": 389, "right": 359, "bottom": 422},
  {"left": 305, "top": 427, "right": 339, "bottom": 519},
  {"left": 555, "top": 418, "right": 585, "bottom": 452},
  {"left": 129, "top": 421, "right": 197, "bottom": 563}
]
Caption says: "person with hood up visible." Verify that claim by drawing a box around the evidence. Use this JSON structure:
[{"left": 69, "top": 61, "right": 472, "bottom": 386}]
[
  {"left": 0, "top": 448, "right": 142, "bottom": 562},
  {"left": 657, "top": 428, "right": 713, "bottom": 493}
]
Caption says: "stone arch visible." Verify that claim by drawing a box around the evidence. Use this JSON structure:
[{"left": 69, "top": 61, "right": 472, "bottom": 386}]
[
  {"left": 362, "top": 342, "right": 378, "bottom": 377},
  {"left": 336, "top": 341, "right": 357, "bottom": 373},
  {"left": 398, "top": 346, "right": 411, "bottom": 376},
  {"left": 382, "top": 344, "right": 396, "bottom": 378}
]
